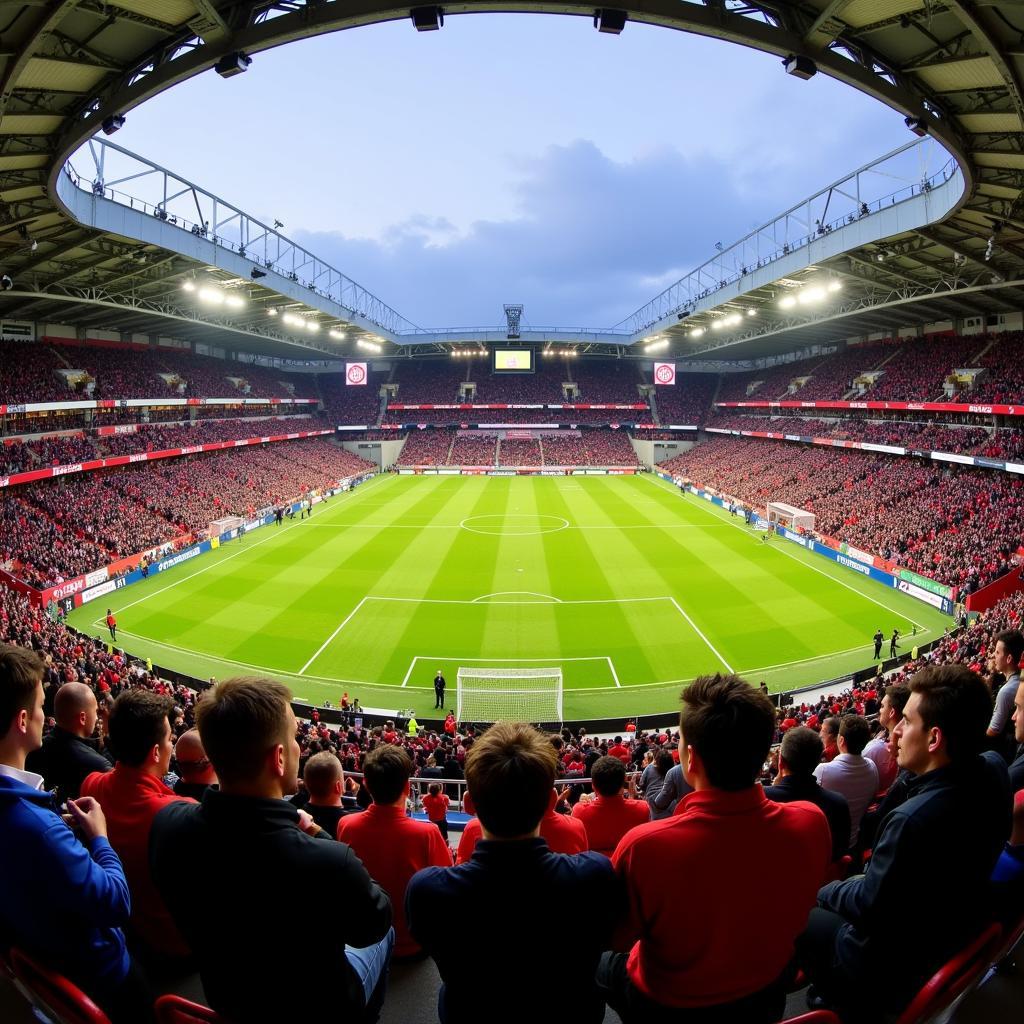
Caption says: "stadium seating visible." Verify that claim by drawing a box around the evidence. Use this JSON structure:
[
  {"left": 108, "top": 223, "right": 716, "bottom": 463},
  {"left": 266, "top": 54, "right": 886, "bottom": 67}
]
[
  {"left": 154, "top": 995, "right": 225, "bottom": 1024},
  {"left": 8, "top": 949, "right": 111, "bottom": 1024}
]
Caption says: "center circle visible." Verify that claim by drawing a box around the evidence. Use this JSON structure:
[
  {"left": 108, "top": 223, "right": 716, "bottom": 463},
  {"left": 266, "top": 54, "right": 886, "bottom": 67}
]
[{"left": 460, "top": 514, "right": 570, "bottom": 537}]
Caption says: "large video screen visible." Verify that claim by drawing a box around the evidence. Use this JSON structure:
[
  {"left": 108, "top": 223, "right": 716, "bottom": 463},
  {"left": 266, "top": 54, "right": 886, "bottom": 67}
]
[{"left": 492, "top": 348, "right": 534, "bottom": 373}]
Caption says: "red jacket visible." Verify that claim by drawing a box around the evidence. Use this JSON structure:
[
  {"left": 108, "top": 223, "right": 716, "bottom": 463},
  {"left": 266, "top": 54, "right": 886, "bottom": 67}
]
[
  {"left": 457, "top": 804, "right": 588, "bottom": 864},
  {"left": 337, "top": 804, "right": 451, "bottom": 957},
  {"left": 572, "top": 794, "right": 650, "bottom": 857},
  {"left": 81, "top": 765, "right": 194, "bottom": 957},
  {"left": 612, "top": 786, "right": 830, "bottom": 1009}
]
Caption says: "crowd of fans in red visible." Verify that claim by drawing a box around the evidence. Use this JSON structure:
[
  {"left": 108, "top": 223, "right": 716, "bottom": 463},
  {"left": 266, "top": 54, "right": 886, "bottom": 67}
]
[{"left": 394, "top": 430, "right": 641, "bottom": 468}]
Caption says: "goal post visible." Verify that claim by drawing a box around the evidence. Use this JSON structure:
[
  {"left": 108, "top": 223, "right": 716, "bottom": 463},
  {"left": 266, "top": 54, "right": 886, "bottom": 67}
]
[
  {"left": 456, "top": 667, "right": 564, "bottom": 724},
  {"left": 765, "top": 501, "right": 816, "bottom": 533}
]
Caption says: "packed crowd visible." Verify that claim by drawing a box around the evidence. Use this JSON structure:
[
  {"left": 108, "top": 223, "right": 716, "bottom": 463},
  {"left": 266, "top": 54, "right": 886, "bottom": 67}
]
[
  {"left": 661, "top": 435, "right": 1024, "bottom": 592},
  {"left": 651, "top": 373, "right": 718, "bottom": 426},
  {"left": 1, "top": 439, "right": 375, "bottom": 588},
  {"left": 392, "top": 430, "right": 642, "bottom": 468},
  {"left": 498, "top": 439, "right": 542, "bottom": 466},
  {"left": 973, "top": 332, "right": 1024, "bottom": 403}
]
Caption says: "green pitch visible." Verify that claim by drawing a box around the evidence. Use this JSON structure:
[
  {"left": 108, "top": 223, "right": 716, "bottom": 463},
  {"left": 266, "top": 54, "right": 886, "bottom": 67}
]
[{"left": 67, "top": 473, "right": 950, "bottom": 721}]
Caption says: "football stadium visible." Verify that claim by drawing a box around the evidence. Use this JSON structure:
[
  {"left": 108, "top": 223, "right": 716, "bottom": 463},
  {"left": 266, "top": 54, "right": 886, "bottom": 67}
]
[{"left": 1, "top": 4, "right": 1024, "bottom": 1024}]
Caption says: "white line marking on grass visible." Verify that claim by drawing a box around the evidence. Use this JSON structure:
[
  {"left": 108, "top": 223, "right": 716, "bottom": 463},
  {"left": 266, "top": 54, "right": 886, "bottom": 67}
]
[
  {"left": 366, "top": 595, "right": 672, "bottom": 607},
  {"left": 471, "top": 592, "right": 563, "bottom": 603},
  {"left": 738, "top": 635, "right": 933, "bottom": 677},
  {"left": 90, "top": 474, "right": 390, "bottom": 625},
  {"left": 402, "top": 654, "right": 619, "bottom": 687},
  {"left": 607, "top": 656, "right": 621, "bottom": 687},
  {"left": 667, "top": 597, "right": 734, "bottom": 673},
  {"left": 299, "top": 597, "right": 369, "bottom": 675},
  {"left": 643, "top": 475, "right": 931, "bottom": 631}
]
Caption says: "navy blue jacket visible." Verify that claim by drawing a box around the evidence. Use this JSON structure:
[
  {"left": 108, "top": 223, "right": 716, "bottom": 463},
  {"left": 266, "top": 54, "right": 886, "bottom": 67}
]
[
  {"left": 0, "top": 773, "right": 130, "bottom": 990},
  {"left": 817, "top": 751, "right": 1011, "bottom": 1010},
  {"left": 764, "top": 775, "right": 852, "bottom": 862},
  {"left": 407, "top": 837, "right": 621, "bottom": 1024}
]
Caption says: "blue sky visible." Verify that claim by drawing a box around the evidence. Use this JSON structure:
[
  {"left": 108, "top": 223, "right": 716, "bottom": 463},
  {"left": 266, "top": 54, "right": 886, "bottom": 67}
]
[{"left": 114, "top": 16, "right": 910, "bottom": 329}]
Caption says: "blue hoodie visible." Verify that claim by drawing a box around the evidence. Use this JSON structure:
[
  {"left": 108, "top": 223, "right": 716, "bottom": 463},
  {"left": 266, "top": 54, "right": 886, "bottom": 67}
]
[{"left": 0, "top": 773, "right": 131, "bottom": 990}]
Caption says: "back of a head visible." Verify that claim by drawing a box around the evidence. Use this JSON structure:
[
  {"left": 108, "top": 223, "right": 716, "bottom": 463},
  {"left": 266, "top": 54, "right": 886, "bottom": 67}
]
[
  {"left": 591, "top": 755, "right": 627, "bottom": 797},
  {"left": 174, "top": 729, "right": 211, "bottom": 781},
  {"left": 779, "top": 726, "right": 823, "bottom": 778},
  {"left": 839, "top": 715, "right": 870, "bottom": 756},
  {"left": 108, "top": 689, "right": 175, "bottom": 767},
  {"left": 655, "top": 750, "right": 674, "bottom": 776},
  {"left": 362, "top": 744, "right": 412, "bottom": 804},
  {"left": 465, "top": 721, "right": 556, "bottom": 838},
  {"left": 53, "top": 681, "right": 95, "bottom": 731},
  {"left": 196, "top": 676, "right": 292, "bottom": 786},
  {"left": 303, "top": 751, "right": 343, "bottom": 802},
  {"left": 680, "top": 674, "right": 775, "bottom": 791},
  {"left": 0, "top": 643, "right": 43, "bottom": 740},
  {"left": 910, "top": 664, "right": 992, "bottom": 763}
]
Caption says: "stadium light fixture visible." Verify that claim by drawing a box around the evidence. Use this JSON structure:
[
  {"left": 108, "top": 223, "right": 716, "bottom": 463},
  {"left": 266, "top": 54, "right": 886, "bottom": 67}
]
[
  {"left": 778, "top": 295, "right": 797, "bottom": 310},
  {"left": 594, "top": 9, "right": 628, "bottom": 34},
  {"left": 827, "top": 280, "right": 842, "bottom": 292},
  {"left": 225, "top": 295, "right": 245, "bottom": 309},
  {"left": 215, "top": 52, "right": 252, "bottom": 79},
  {"left": 644, "top": 339, "right": 669, "bottom": 353},
  {"left": 724, "top": 313, "right": 742, "bottom": 326},
  {"left": 267, "top": 307, "right": 278, "bottom": 316},
  {"left": 782, "top": 55, "right": 817, "bottom": 81},
  {"left": 197, "top": 286, "right": 224, "bottom": 305},
  {"left": 250, "top": 268, "right": 267, "bottom": 280},
  {"left": 798, "top": 286, "right": 825, "bottom": 305},
  {"left": 410, "top": 6, "right": 443, "bottom": 31},
  {"left": 305, "top": 320, "right": 319, "bottom": 332},
  {"left": 101, "top": 114, "right": 126, "bottom": 135},
  {"left": 688, "top": 327, "right": 704, "bottom": 338},
  {"left": 181, "top": 280, "right": 196, "bottom": 292},
  {"left": 329, "top": 329, "right": 346, "bottom": 340},
  {"left": 904, "top": 115, "right": 928, "bottom": 137}
]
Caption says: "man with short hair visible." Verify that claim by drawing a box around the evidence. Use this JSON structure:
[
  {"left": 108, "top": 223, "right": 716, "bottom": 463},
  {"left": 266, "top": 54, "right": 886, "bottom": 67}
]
[
  {"left": 337, "top": 744, "right": 451, "bottom": 958},
  {"left": 571, "top": 755, "right": 650, "bottom": 857},
  {"left": 987, "top": 630, "right": 1023, "bottom": 757},
  {"left": 172, "top": 728, "right": 218, "bottom": 800},
  {"left": 301, "top": 750, "right": 357, "bottom": 836},
  {"left": 872, "top": 629, "right": 883, "bottom": 660},
  {"left": 814, "top": 715, "right": 878, "bottom": 848},
  {"left": 433, "top": 670, "right": 446, "bottom": 710},
  {"left": 81, "top": 690, "right": 193, "bottom": 960},
  {"left": 798, "top": 665, "right": 1012, "bottom": 1019},
  {"left": 819, "top": 716, "right": 840, "bottom": 762},
  {"left": 604, "top": 675, "right": 831, "bottom": 1023},
  {"left": 765, "top": 727, "right": 851, "bottom": 863},
  {"left": 1009, "top": 678, "right": 1024, "bottom": 793},
  {"left": 861, "top": 683, "right": 909, "bottom": 795},
  {"left": 150, "top": 677, "right": 393, "bottom": 1023},
  {"left": 407, "top": 722, "right": 620, "bottom": 1024},
  {"left": 26, "top": 680, "right": 113, "bottom": 798},
  {"left": 0, "top": 643, "right": 145, "bottom": 1023},
  {"left": 607, "top": 735, "right": 631, "bottom": 764}
]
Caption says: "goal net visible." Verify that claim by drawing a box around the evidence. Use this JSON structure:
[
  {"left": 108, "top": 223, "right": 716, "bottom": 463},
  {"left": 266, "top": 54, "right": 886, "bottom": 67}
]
[
  {"left": 765, "top": 502, "right": 815, "bottom": 533},
  {"left": 208, "top": 515, "right": 245, "bottom": 539},
  {"left": 456, "top": 667, "right": 564, "bottom": 724}
]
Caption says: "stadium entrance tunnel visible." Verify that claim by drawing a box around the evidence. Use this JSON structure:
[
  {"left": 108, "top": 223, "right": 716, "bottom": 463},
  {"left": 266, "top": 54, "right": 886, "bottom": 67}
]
[{"left": 460, "top": 514, "right": 570, "bottom": 537}]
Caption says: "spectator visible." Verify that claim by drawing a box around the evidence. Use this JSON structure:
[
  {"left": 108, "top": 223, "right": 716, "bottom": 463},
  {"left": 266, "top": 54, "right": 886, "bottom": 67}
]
[
  {"left": 150, "top": 677, "right": 393, "bottom": 1024},
  {"left": 172, "top": 728, "right": 218, "bottom": 800},
  {"left": 0, "top": 643, "right": 148, "bottom": 1023},
  {"left": 862, "top": 683, "right": 909, "bottom": 794},
  {"left": 422, "top": 781, "right": 451, "bottom": 840},
  {"left": 820, "top": 716, "right": 840, "bottom": 763},
  {"left": 337, "top": 744, "right": 451, "bottom": 958},
  {"left": 456, "top": 786, "right": 588, "bottom": 862},
  {"left": 813, "top": 716, "right": 878, "bottom": 849},
  {"left": 26, "top": 680, "right": 113, "bottom": 798},
  {"left": 301, "top": 750, "right": 356, "bottom": 837},
  {"left": 650, "top": 757, "right": 694, "bottom": 817},
  {"left": 571, "top": 755, "right": 650, "bottom": 856},
  {"left": 1009, "top": 677, "right": 1024, "bottom": 793},
  {"left": 987, "top": 630, "right": 1023, "bottom": 758},
  {"left": 603, "top": 675, "right": 831, "bottom": 1023},
  {"left": 407, "top": 722, "right": 620, "bottom": 1024},
  {"left": 765, "top": 727, "right": 851, "bottom": 863},
  {"left": 80, "top": 689, "right": 193, "bottom": 961},
  {"left": 639, "top": 749, "right": 677, "bottom": 821},
  {"left": 990, "top": 790, "right": 1024, "bottom": 923},
  {"left": 607, "top": 735, "right": 631, "bottom": 763},
  {"left": 798, "top": 665, "right": 1012, "bottom": 1019}
]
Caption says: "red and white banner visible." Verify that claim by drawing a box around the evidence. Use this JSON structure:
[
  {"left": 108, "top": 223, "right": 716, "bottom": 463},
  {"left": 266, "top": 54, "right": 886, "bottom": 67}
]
[
  {"left": 385, "top": 402, "right": 648, "bottom": 411},
  {"left": 716, "top": 399, "right": 1022, "bottom": 417},
  {"left": 654, "top": 362, "right": 676, "bottom": 386},
  {"left": 345, "top": 362, "right": 368, "bottom": 386}
]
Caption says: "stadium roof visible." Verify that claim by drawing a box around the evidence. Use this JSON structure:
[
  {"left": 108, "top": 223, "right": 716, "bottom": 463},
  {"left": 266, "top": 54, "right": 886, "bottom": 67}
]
[{"left": 1, "top": 1, "right": 1024, "bottom": 362}]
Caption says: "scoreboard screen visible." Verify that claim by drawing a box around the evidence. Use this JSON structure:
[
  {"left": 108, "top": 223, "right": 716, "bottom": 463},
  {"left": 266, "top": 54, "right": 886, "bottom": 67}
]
[{"left": 492, "top": 348, "right": 534, "bottom": 373}]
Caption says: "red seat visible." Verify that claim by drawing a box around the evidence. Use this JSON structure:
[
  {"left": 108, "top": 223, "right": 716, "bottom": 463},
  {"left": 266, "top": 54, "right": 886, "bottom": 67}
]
[
  {"left": 780, "top": 1013, "right": 842, "bottom": 1023},
  {"left": 894, "top": 922, "right": 1002, "bottom": 1024},
  {"left": 8, "top": 948, "right": 111, "bottom": 1024},
  {"left": 154, "top": 994, "right": 228, "bottom": 1024},
  {"left": 991, "top": 909, "right": 1024, "bottom": 968}
]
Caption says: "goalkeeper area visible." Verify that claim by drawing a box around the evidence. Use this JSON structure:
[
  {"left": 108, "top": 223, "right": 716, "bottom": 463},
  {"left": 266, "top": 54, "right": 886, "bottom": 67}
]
[
  {"left": 456, "top": 667, "right": 564, "bottom": 723},
  {"left": 65, "top": 474, "right": 950, "bottom": 720}
]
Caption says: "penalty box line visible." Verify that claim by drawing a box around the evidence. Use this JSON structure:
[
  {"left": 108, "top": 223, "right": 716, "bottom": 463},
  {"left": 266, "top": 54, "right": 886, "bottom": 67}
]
[{"left": 402, "top": 655, "right": 620, "bottom": 688}]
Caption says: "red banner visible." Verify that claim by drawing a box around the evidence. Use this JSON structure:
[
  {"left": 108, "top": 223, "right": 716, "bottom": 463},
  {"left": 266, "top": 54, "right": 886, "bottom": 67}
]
[
  {"left": 716, "top": 399, "right": 1022, "bottom": 417},
  {"left": 387, "top": 403, "right": 648, "bottom": 411}
]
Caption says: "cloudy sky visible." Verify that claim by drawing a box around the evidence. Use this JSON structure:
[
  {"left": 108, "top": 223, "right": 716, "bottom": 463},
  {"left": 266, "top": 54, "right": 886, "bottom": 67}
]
[{"left": 111, "top": 16, "right": 911, "bottom": 330}]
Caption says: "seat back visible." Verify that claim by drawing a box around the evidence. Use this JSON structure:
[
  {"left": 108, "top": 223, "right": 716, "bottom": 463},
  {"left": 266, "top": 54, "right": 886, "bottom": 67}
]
[
  {"left": 992, "top": 909, "right": 1024, "bottom": 967},
  {"left": 154, "top": 994, "right": 227, "bottom": 1024},
  {"left": 9, "top": 948, "right": 111, "bottom": 1024},
  {"left": 895, "top": 922, "right": 1002, "bottom": 1024},
  {"left": 780, "top": 1013, "right": 843, "bottom": 1023}
]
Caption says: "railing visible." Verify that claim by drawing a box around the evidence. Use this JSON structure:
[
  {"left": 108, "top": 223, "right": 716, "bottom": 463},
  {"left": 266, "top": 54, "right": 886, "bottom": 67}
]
[
  {"left": 616, "top": 136, "right": 964, "bottom": 336},
  {"left": 62, "top": 139, "right": 420, "bottom": 337}
]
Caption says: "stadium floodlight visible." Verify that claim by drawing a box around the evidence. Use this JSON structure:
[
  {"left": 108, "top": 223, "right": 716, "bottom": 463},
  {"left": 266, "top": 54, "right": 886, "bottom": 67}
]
[
  {"left": 710, "top": 319, "right": 725, "bottom": 331},
  {"left": 783, "top": 55, "right": 817, "bottom": 80},
  {"left": 215, "top": 52, "right": 252, "bottom": 79},
  {"left": 594, "top": 9, "right": 628, "bottom": 34},
  {"left": 798, "top": 286, "right": 825, "bottom": 305},
  {"left": 181, "top": 280, "right": 196, "bottom": 292},
  {"left": 197, "top": 286, "right": 224, "bottom": 305},
  {"left": 305, "top": 320, "right": 319, "bottom": 331},
  {"left": 827, "top": 280, "right": 842, "bottom": 292},
  {"left": 267, "top": 307, "right": 278, "bottom": 315},
  {"left": 778, "top": 295, "right": 797, "bottom": 310},
  {"left": 101, "top": 114, "right": 126, "bottom": 135},
  {"left": 688, "top": 327, "right": 704, "bottom": 338},
  {"left": 724, "top": 313, "right": 741, "bottom": 326},
  {"left": 225, "top": 295, "right": 245, "bottom": 309},
  {"left": 904, "top": 115, "right": 928, "bottom": 137},
  {"left": 410, "top": 6, "right": 443, "bottom": 31},
  {"left": 747, "top": 308, "right": 756, "bottom": 316},
  {"left": 329, "top": 329, "right": 346, "bottom": 340}
]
